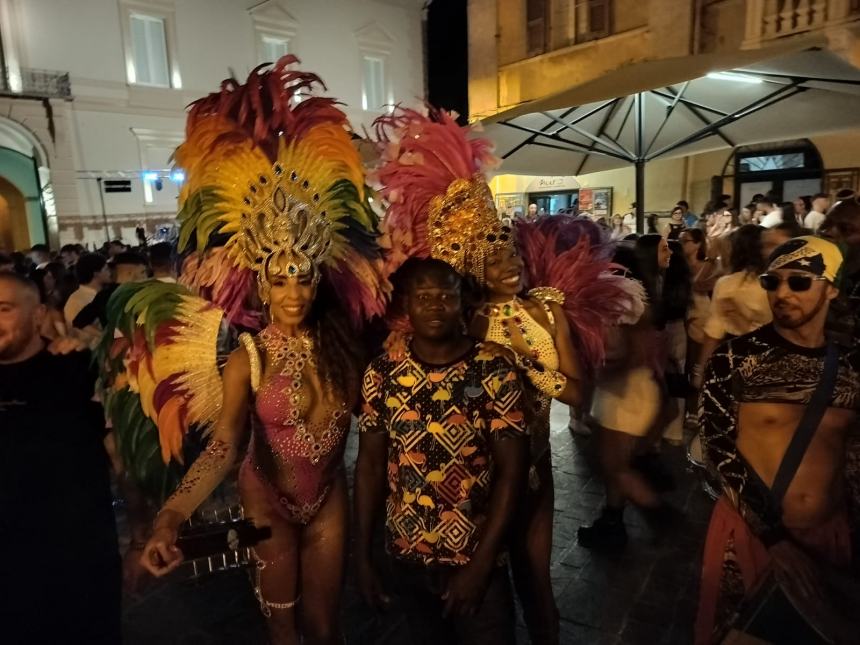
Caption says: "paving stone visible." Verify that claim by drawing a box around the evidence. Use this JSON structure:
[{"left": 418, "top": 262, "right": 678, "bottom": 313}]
[{"left": 122, "top": 401, "right": 712, "bottom": 644}]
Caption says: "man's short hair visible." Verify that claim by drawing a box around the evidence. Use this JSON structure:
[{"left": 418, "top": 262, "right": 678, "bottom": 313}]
[
  {"left": 75, "top": 253, "right": 108, "bottom": 284},
  {"left": 60, "top": 243, "right": 79, "bottom": 255},
  {"left": 0, "top": 271, "right": 40, "bottom": 300},
  {"left": 756, "top": 197, "right": 774, "bottom": 206},
  {"left": 113, "top": 251, "right": 148, "bottom": 267},
  {"left": 676, "top": 200, "right": 689, "bottom": 209},
  {"left": 397, "top": 257, "right": 462, "bottom": 292},
  {"left": 812, "top": 192, "right": 829, "bottom": 202},
  {"left": 148, "top": 242, "right": 174, "bottom": 268},
  {"left": 30, "top": 243, "right": 50, "bottom": 254}
]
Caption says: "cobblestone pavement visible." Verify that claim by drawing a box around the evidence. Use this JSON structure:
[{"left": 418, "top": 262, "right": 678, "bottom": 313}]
[{"left": 123, "top": 403, "right": 714, "bottom": 644}]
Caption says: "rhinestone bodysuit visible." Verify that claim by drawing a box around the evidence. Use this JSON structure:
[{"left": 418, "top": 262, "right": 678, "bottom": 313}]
[{"left": 240, "top": 325, "right": 349, "bottom": 525}]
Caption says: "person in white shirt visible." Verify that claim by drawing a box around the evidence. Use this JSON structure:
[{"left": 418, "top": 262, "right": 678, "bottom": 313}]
[
  {"left": 63, "top": 253, "right": 110, "bottom": 325},
  {"left": 757, "top": 197, "right": 783, "bottom": 228},
  {"left": 803, "top": 192, "right": 831, "bottom": 232},
  {"left": 691, "top": 224, "right": 772, "bottom": 388}
]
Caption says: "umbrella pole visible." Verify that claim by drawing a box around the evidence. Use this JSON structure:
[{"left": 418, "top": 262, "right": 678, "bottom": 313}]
[
  {"left": 634, "top": 92, "right": 645, "bottom": 234},
  {"left": 635, "top": 160, "right": 645, "bottom": 234}
]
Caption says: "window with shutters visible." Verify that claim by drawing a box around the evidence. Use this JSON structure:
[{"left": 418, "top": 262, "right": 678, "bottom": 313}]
[
  {"left": 120, "top": 2, "right": 181, "bottom": 89},
  {"left": 526, "top": 0, "right": 548, "bottom": 56},
  {"left": 261, "top": 35, "right": 289, "bottom": 63},
  {"left": 362, "top": 55, "right": 386, "bottom": 112},
  {"left": 576, "top": 0, "right": 611, "bottom": 44},
  {"left": 129, "top": 14, "right": 170, "bottom": 86}
]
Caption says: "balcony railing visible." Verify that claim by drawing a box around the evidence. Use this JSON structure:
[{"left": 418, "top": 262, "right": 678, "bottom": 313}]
[
  {"left": 0, "top": 67, "right": 72, "bottom": 99},
  {"left": 745, "top": 0, "right": 860, "bottom": 46}
]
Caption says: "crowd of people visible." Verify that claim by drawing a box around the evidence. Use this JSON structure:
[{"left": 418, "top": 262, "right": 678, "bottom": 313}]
[{"left": 3, "top": 58, "right": 860, "bottom": 645}]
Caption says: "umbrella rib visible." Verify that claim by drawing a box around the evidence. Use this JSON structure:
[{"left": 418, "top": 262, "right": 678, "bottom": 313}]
[
  {"left": 498, "top": 120, "right": 630, "bottom": 161},
  {"left": 643, "top": 82, "right": 692, "bottom": 158},
  {"left": 650, "top": 90, "right": 729, "bottom": 117},
  {"left": 663, "top": 84, "right": 735, "bottom": 152},
  {"left": 575, "top": 98, "right": 623, "bottom": 175},
  {"left": 547, "top": 100, "right": 616, "bottom": 135},
  {"left": 646, "top": 82, "right": 804, "bottom": 161},
  {"left": 540, "top": 111, "right": 636, "bottom": 159},
  {"left": 528, "top": 138, "right": 630, "bottom": 161},
  {"left": 498, "top": 106, "right": 579, "bottom": 159}
]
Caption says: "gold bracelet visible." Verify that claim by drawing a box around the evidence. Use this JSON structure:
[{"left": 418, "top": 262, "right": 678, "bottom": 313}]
[{"left": 521, "top": 358, "right": 567, "bottom": 398}]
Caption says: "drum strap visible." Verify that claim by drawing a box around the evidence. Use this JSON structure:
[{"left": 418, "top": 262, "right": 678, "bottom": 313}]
[{"left": 770, "top": 342, "right": 840, "bottom": 514}]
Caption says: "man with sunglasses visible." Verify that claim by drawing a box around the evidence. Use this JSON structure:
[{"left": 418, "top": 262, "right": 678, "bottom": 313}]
[{"left": 695, "top": 236, "right": 859, "bottom": 644}]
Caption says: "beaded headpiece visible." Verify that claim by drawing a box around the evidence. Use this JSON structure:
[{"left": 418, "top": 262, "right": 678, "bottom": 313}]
[
  {"left": 173, "top": 56, "right": 387, "bottom": 324},
  {"left": 374, "top": 108, "right": 510, "bottom": 284}
]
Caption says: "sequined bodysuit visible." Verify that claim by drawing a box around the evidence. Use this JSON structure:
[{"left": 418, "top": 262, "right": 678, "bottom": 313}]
[
  {"left": 478, "top": 291, "right": 561, "bottom": 461},
  {"left": 240, "top": 326, "right": 350, "bottom": 525}
]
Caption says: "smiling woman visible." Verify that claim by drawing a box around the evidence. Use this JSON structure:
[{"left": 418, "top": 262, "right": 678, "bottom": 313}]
[{"left": 132, "top": 60, "right": 387, "bottom": 645}]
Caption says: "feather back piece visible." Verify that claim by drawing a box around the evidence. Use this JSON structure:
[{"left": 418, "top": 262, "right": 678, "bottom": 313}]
[
  {"left": 96, "top": 280, "right": 225, "bottom": 501},
  {"left": 517, "top": 215, "right": 646, "bottom": 368}
]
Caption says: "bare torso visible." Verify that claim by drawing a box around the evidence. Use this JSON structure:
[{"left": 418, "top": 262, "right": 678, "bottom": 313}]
[{"left": 737, "top": 402, "right": 855, "bottom": 528}]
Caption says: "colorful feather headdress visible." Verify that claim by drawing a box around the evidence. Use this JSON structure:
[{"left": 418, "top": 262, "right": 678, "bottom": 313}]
[
  {"left": 374, "top": 107, "right": 509, "bottom": 284},
  {"left": 174, "top": 55, "right": 387, "bottom": 325}
]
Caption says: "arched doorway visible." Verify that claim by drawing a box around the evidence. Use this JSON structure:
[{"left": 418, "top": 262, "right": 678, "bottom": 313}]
[
  {"left": 0, "top": 176, "right": 28, "bottom": 251},
  {"left": 722, "top": 139, "right": 823, "bottom": 208},
  {"left": 0, "top": 117, "right": 52, "bottom": 248}
]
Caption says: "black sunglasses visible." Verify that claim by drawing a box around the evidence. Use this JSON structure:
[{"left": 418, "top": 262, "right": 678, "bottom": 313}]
[{"left": 759, "top": 273, "right": 827, "bottom": 292}]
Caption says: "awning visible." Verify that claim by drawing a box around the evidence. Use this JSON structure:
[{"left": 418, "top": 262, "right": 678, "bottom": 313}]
[{"left": 480, "top": 38, "right": 860, "bottom": 228}]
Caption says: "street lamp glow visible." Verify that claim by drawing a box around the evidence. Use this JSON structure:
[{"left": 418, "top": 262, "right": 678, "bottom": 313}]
[{"left": 706, "top": 71, "right": 763, "bottom": 84}]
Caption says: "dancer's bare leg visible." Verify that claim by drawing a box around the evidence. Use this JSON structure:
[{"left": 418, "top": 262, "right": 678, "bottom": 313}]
[
  {"left": 600, "top": 428, "right": 660, "bottom": 509},
  {"left": 241, "top": 487, "right": 302, "bottom": 645},
  {"left": 300, "top": 472, "right": 348, "bottom": 645},
  {"left": 511, "top": 453, "right": 559, "bottom": 645}
]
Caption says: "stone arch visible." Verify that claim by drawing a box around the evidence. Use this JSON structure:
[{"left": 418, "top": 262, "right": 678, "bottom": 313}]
[
  {"left": 0, "top": 175, "right": 27, "bottom": 251},
  {"left": 0, "top": 116, "right": 51, "bottom": 247}
]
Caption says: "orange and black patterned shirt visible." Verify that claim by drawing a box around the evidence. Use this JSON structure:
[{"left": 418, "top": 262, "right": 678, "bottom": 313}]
[{"left": 358, "top": 342, "right": 527, "bottom": 566}]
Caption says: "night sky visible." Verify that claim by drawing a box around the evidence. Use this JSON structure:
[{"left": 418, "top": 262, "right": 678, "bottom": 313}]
[{"left": 426, "top": 0, "right": 468, "bottom": 122}]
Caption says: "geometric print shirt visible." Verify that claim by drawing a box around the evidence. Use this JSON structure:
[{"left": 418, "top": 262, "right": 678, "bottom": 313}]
[{"left": 358, "top": 342, "right": 527, "bottom": 566}]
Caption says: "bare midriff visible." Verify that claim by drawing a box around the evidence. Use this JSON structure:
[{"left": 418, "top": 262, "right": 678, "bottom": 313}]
[{"left": 737, "top": 402, "right": 855, "bottom": 529}]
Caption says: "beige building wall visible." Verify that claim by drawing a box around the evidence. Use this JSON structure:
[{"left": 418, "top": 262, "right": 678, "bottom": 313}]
[
  {"left": 473, "top": 1, "right": 860, "bottom": 213},
  {"left": 490, "top": 130, "right": 860, "bottom": 217}
]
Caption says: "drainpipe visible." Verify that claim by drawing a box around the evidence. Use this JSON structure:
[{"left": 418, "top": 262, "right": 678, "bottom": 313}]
[
  {"left": 691, "top": 0, "right": 703, "bottom": 55},
  {"left": 422, "top": 1, "right": 432, "bottom": 101}
]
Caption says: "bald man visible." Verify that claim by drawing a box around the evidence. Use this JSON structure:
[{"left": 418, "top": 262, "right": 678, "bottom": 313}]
[
  {"left": 695, "top": 237, "right": 859, "bottom": 643},
  {"left": 0, "top": 273, "right": 120, "bottom": 644}
]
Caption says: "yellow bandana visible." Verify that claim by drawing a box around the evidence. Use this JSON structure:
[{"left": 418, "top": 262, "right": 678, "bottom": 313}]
[{"left": 767, "top": 236, "right": 843, "bottom": 282}]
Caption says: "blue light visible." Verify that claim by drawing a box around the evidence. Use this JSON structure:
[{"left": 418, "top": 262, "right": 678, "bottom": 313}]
[
  {"left": 171, "top": 170, "right": 185, "bottom": 184},
  {"left": 143, "top": 171, "right": 159, "bottom": 183}
]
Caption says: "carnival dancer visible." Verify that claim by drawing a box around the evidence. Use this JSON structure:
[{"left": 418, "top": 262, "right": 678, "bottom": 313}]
[
  {"left": 372, "top": 107, "right": 641, "bottom": 645},
  {"left": 695, "top": 237, "right": 859, "bottom": 644},
  {"left": 116, "top": 58, "right": 386, "bottom": 645}
]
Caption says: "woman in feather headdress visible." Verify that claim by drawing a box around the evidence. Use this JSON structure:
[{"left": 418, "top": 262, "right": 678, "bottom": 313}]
[
  {"left": 374, "top": 108, "right": 643, "bottom": 645},
  {"left": 135, "top": 58, "right": 386, "bottom": 644}
]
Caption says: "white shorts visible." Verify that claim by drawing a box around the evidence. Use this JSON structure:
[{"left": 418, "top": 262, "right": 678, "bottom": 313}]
[{"left": 590, "top": 366, "right": 661, "bottom": 437}]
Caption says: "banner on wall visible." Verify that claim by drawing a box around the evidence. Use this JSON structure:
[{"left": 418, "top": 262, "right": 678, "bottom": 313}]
[{"left": 577, "top": 187, "right": 612, "bottom": 218}]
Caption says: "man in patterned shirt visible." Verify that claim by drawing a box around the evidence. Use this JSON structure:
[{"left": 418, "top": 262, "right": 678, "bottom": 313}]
[
  {"left": 355, "top": 258, "right": 528, "bottom": 645},
  {"left": 695, "top": 237, "right": 860, "bottom": 644}
]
